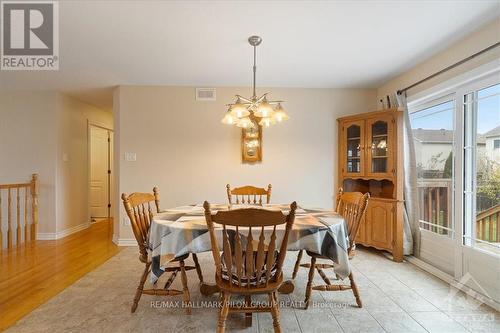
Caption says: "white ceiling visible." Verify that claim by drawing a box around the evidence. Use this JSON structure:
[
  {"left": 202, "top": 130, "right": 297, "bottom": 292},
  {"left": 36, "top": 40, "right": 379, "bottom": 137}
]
[{"left": 1, "top": 0, "right": 499, "bottom": 108}]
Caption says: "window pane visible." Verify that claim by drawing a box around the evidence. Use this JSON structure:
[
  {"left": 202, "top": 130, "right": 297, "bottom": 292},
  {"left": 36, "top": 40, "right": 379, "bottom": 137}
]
[
  {"left": 346, "top": 125, "right": 361, "bottom": 173},
  {"left": 410, "top": 100, "right": 454, "bottom": 237},
  {"left": 466, "top": 83, "right": 500, "bottom": 254},
  {"left": 478, "top": 83, "right": 500, "bottom": 99}
]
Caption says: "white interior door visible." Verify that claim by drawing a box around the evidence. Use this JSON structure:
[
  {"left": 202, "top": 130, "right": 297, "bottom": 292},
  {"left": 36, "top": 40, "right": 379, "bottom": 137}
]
[{"left": 90, "top": 126, "right": 110, "bottom": 218}]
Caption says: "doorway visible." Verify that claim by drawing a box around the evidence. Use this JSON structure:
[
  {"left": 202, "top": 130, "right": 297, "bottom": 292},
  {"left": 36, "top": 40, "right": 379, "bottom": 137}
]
[{"left": 89, "top": 124, "right": 113, "bottom": 221}]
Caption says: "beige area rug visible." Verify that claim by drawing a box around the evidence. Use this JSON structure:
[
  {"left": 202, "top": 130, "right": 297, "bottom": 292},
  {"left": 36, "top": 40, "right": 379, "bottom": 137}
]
[{"left": 7, "top": 247, "right": 499, "bottom": 333}]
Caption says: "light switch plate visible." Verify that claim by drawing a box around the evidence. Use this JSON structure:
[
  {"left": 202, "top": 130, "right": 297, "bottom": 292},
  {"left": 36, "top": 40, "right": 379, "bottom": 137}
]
[{"left": 125, "top": 152, "right": 136, "bottom": 161}]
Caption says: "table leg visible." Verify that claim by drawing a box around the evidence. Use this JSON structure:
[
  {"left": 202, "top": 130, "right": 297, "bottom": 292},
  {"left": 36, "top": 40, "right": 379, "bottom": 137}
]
[{"left": 199, "top": 280, "right": 294, "bottom": 296}]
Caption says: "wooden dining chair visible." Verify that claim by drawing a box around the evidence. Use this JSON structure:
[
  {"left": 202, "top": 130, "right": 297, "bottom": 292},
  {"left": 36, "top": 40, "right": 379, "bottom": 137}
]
[
  {"left": 226, "top": 184, "right": 272, "bottom": 206},
  {"left": 291, "top": 188, "right": 370, "bottom": 309},
  {"left": 121, "top": 187, "right": 204, "bottom": 314},
  {"left": 203, "top": 200, "right": 297, "bottom": 333}
]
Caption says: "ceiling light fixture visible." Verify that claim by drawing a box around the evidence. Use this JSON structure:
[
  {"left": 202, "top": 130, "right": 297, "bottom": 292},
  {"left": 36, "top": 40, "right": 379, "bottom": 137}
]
[{"left": 221, "top": 36, "right": 289, "bottom": 128}]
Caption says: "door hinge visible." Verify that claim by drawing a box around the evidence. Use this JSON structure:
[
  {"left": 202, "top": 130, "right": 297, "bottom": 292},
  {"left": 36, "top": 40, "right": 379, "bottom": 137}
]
[
  {"left": 107, "top": 138, "right": 110, "bottom": 142},
  {"left": 108, "top": 170, "right": 111, "bottom": 174},
  {"left": 108, "top": 203, "right": 111, "bottom": 208}
]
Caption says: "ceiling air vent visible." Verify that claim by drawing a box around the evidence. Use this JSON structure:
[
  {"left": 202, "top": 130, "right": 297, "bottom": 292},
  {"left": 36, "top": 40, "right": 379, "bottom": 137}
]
[{"left": 196, "top": 88, "right": 216, "bottom": 101}]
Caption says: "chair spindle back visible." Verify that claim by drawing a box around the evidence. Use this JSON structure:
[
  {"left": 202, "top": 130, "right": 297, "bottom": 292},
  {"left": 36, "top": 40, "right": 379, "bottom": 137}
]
[
  {"left": 204, "top": 201, "right": 296, "bottom": 289},
  {"left": 226, "top": 184, "right": 272, "bottom": 206},
  {"left": 121, "top": 187, "right": 161, "bottom": 262},
  {"left": 335, "top": 188, "right": 370, "bottom": 253}
]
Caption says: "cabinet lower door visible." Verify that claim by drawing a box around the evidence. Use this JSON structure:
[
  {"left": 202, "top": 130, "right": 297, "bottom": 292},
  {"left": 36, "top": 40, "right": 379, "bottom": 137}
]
[{"left": 367, "top": 200, "right": 394, "bottom": 250}]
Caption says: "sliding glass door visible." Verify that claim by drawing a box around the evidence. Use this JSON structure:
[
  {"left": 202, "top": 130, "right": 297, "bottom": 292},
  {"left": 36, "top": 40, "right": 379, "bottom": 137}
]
[
  {"left": 409, "top": 67, "right": 500, "bottom": 304},
  {"left": 463, "top": 83, "right": 500, "bottom": 254},
  {"left": 460, "top": 81, "right": 500, "bottom": 303},
  {"left": 410, "top": 97, "right": 456, "bottom": 274}
]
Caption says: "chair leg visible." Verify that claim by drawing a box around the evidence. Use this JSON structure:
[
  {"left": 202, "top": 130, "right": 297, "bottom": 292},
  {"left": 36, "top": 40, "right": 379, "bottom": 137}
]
[
  {"left": 349, "top": 272, "right": 362, "bottom": 308},
  {"left": 217, "top": 292, "right": 230, "bottom": 333},
  {"left": 269, "top": 292, "right": 281, "bottom": 333},
  {"left": 131, "top": 262, "right": 150, "bottom": 313},
  {"left": 192, "top": 253, "right": 204, "bottom": 283},
  {"left": 179, "top": 259, "right": 192, "bottom": 315},
  {"left": 292, "top": 250, "right": 303, "bottom": 279},
  {"left": 304, "top": 256, "right": 316, "bottom": 310},
  {"left": 244, "top": 295, "right": 252, "bottom": 327}
]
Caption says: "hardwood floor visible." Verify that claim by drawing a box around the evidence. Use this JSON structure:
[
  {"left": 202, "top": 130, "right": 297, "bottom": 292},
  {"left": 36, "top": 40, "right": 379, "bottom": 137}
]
[{"left": 0, "top": 219, "right": 121, "bottom": 331}]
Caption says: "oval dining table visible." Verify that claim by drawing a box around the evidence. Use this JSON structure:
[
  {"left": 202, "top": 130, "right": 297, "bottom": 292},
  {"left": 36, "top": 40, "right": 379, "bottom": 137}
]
[{"left": 149, "top": 203, "right": 351, "bottom": 295}]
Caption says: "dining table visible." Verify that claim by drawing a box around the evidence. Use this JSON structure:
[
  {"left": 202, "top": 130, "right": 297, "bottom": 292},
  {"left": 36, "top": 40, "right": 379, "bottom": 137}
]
[{"left": 149, "top": 203, "right": 351, "bottom": 295}]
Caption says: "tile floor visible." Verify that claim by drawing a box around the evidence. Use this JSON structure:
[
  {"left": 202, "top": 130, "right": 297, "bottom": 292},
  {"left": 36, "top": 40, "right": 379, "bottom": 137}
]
[{"left": 6, "top": 247, "right": 499, "bottom": 333}]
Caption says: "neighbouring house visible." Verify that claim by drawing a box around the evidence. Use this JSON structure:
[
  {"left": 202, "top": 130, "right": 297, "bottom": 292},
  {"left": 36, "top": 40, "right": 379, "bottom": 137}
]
[
  {"left": 413, "top": 128, "right": 487, "bottom": 177},
  {"left": 484, "top": 125, "right": 500, "bottom": 164}
]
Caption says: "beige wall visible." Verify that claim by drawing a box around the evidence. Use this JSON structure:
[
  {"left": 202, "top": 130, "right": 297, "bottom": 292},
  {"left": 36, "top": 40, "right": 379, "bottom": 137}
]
[
  {"left": 56, "top": 94, "right": 113, "bottom": 233},
  {"left": 377, "top": 18, "right": 500, "bottom": 99},
  {"left": 114, "top": 86, "right": 377, "bottom": 241},
  {"left": 0, "top": 91, "right": 112, "bottom": 243},
  {"left": 0, "top": 92, "right": 58, "bottom": 234}
]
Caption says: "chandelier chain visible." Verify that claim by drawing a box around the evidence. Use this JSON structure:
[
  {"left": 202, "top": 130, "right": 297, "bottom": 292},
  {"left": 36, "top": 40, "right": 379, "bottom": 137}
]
[{"left": 253, "top": 45, "right": 257, "bottom": 98}]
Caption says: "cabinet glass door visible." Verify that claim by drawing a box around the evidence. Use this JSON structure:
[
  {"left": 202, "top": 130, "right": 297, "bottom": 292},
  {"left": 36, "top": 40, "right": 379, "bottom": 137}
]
[
  {"left": 344, "top": 121, "right": 364, "bottom": 175},
  {"left": 367, "top": 117, "right": 393, "bottom": 177}
]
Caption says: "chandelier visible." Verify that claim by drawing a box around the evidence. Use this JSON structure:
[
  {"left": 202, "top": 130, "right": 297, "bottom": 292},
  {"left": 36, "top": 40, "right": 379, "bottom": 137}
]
[{"left": 221, "top": 36, "right": 289, "bottom": 128}]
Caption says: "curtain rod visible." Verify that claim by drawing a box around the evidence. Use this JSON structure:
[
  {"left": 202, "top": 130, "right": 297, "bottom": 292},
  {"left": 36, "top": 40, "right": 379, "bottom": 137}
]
[{"left": 397, "top": 41, "right": 500, "bottom": 95}]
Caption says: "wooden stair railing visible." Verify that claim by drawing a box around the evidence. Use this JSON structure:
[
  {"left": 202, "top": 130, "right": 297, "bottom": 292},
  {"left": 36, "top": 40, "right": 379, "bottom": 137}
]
[
  {"left": 476, "top": 204, "right": 500, "bottom": 243},
  {"left": 0, "top": 174, "right": 39, "bottom": 251}
]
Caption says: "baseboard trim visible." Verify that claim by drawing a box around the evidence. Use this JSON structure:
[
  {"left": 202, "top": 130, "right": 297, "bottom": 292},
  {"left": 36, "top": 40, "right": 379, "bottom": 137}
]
[
  {"left": 112, "top": 234, "right": 136, "bottom": 246},
  {"left": 37, "top": 222, "right": 91, "bottom": 240},
  {"left": 406, "top": 255, "right": 500, "bottom": 312}
]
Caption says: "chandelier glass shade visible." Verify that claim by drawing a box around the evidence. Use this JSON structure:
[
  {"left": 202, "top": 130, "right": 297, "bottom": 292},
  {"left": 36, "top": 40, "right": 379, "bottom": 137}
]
[{"left": 221, "top": 36, "right": 288, "bottom": 128}]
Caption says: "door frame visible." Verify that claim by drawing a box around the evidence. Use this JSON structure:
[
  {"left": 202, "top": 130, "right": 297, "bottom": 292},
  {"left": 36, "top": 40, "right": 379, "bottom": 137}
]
[{"left": 87, "top": 121, "right": 114, "bottom": 222}]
